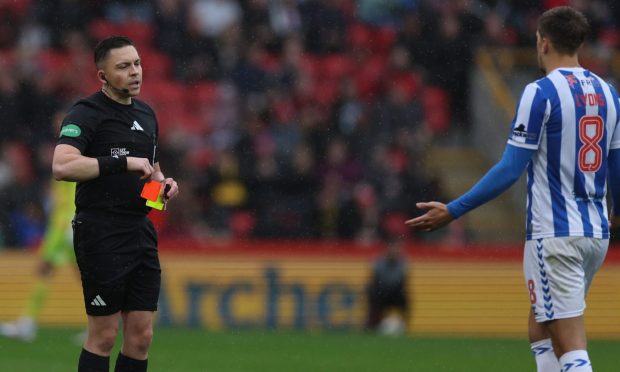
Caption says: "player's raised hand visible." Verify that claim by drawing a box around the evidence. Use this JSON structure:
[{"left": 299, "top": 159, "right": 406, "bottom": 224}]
[
  {"left": 126, "top": 157, "right": 154, "bottom": 179},
  {"left": 405, "top": 201, "right": 454, "bottom": 232}
]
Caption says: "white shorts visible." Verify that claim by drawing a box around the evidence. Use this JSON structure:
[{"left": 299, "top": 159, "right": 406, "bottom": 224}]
[{"left": 523, "top": 237, "right": 608, "bottom": 323}]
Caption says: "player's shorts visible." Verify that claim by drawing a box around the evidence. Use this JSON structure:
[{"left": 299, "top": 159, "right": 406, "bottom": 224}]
[
  {"left": 523, "top": 236, "right": 608, "bottom": 323},
  {"left": 72, "top": 211, "right": 161, "bottom": 316}
]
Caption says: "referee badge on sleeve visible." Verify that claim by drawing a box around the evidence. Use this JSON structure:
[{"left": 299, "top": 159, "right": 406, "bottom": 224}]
[{"left": 60, "top": 124, "right": 81, "bottom": 137}]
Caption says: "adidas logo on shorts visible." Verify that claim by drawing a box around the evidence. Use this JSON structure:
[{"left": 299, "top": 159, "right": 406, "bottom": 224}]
[{"left": 91, "top": 295, "right": 107, "bottom": 307}]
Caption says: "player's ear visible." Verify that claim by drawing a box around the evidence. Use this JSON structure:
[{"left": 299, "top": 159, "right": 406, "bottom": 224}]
[
  {"left": 542, "top": 38, "right": 550, "bottom": 54},
  {"left": 97, "top": 70, "right": 107, "bottom": 84}
]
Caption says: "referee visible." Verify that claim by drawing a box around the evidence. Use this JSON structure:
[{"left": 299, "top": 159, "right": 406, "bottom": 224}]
[{"left": 52, "top": 36, "right": 178, "bottom": 372}]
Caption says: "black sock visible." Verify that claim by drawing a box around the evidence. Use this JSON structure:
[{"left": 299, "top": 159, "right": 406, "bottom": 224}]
[
  {"left": 78, "top": 348, "right": 110, "bottom": 372},
  {"left": 114, "top": 352, "right": 148, "bottom": 372}
]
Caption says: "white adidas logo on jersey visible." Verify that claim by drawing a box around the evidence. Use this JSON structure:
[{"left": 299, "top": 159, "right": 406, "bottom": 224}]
[
  {"left": 131, "top": 120, "right": 144, "bottom": 131},
  {"left": 90, "top": 295, "right": 107, "bottom": 307}
]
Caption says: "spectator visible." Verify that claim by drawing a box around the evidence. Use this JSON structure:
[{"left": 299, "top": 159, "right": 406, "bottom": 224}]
[
  {"left": 299, "top": 0, "right": 348, "bottom": 54},
  {"left": 1, "top": 1, "right": 617, "bottom": 248},
  {"left": 189, "top": 0, "right": 242, "bottom": 38},
  {"left": 366, "top": 238, "right": 410, "bottom": 333}
]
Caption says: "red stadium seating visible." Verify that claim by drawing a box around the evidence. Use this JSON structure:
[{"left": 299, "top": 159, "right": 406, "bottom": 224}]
[
  {"left": 88, "top": 19, "right": 118, "bottom": 41},
  {"left": 312, "top": 79, "right": 341, "bottom": 107},
  {"left": 372, "top": 27, "right": 396, "bottom": 55},
  {"left": 353, "top": 55, "right": 387, "bottom": 100},
  {"left": 348, "top": 22, "right": 373, "bottom": 51},
  {"left": 230, "top": 211, "right": 255, "bottom": 238},
  {"left": 422, "top": 86, "right": 451, "bottom": 134},
  {"left": 0, "top": 50, "right": 16, "bottom": 67},
  {"left": 299, "top": 55, "right": 320, "bottom": 78},
  {"left": 318, "top": 54, "right": 355, "bottom": 81},
  {"left": 0, "top": 0, "right": 31, "bottom": 17},
  {"left": 141, "top": 80, "right": 185, "bottom": 108},
  {"left": 121, "top": 21, "right": 154, "bottom": 47},
  {"left": 186, "top": 82, "right": 220, "bottom": 111},
  {"left": 138, "top": 49, "right": 173, "bottom": 79},
  {"left": 600, "top": 29, "right": 619, "bottom": 48},
  {"left": 37, "top": 49, "right": 70, "bottom": 73},
  {"left": 88, "top": 18, "right": 154, "bottom": 47}
]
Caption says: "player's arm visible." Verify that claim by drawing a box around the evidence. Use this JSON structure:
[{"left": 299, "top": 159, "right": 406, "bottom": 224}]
[
  {"left": 150, "top": 162, "right": 179, "bottom": 200},
  {"left": 406, "top": 144, "right": 534, "bottom": 231},
  {"left": 52, "top": 144, "right": 100, "bottom": 181},
  {"left": 407, "top": 82, "right": 545, "bottom": 232},
  {"left": 53, "top": 144, "right": 155, "bottom": 182},
  {"left": 608, "top": 148, "right": 620, "bottom": 226}
]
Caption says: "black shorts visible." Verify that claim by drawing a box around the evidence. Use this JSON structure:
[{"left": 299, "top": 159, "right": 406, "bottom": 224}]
[{"left": 72, "top": 212, "right": 161, "bottom": 316}]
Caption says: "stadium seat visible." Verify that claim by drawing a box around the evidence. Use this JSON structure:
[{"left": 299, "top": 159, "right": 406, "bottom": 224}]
[
  {"left": 139, "top": 49, "right": 173, "bottom": 79},
  {"left": 186, "top": 82, "right": 220, "bottom": 113},
  {"left": 190, "top": 82, "right": 220, "bottom": 103},
  {"left": 382, "top": 212, "right": 410, "bottom": 237},
  {"left": 299, "top": 55, "right": 320, "bottom": 78},
  {"left": 348, "top": 22, "right": 373, "bottom": 51},
  {"left": 318, "top": 54, "right": 354, "bottom": 81},
  {"left": 600, "top": 28, "right": 619, "bottom": 48},
  {"left": 88, "top": 18, "right": 153, "bottom": 47},
  {"left": 260, "top": 53, "right": 281, "bottom": 73},
  {"left": 230, "top": 211, "right": 255, "bottom": 238},
  {"left": 422, "top": 86, "right": 451, "bottom": 134},
  {"left": 1, "top": 0, "right": 32, "bottom": 18},
  {"left": 312, "top": 79, "right": 341, "bottom": 107},
  {"left": 37, "top": 49, "right": 70, "bottom": 73},
  {"left": 88, "top": 18, "right": 117, "bottom": 41},
  {"left": 121, "top": 21, "right": 154, "bottom": 47},
  {"left": 148, "top": 208, "right": 168, "bottom": 234},
  {"left": 353, "top": 55, "right": 387, "bottom": 100},
  {"left": 386, "top": 72, "right": 420, "bottom": 101},
  {"left": 141, "top": 80, "right": 186, "bottom": 109},
  {"left": 0, "top": 49, "right": 16, "bottom": 67},
  {"left": 372, "top": 27, "right": 396, "bottom": 55},
  {"left": 187, "top": 146, "right": 214, "bottom": 169}
]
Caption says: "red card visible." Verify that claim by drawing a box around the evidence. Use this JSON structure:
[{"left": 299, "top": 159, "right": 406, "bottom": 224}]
[{"left": 141, "top": 180, "right": 161, "bottom": 202}]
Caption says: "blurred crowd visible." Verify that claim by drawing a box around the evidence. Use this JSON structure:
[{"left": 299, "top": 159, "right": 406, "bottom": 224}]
[{"left": 0, "top": 0, "right": 619, "bottom": 248}]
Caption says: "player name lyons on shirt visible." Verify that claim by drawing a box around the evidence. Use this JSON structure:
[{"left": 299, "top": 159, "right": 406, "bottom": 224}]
[{"left": 508, "top": 67, "right": 620, "bottom": 240}]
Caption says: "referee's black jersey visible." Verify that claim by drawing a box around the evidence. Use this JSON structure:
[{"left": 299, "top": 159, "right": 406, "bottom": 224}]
[{"left": 57, "top": 91, "right": 159, "bottom": 216}]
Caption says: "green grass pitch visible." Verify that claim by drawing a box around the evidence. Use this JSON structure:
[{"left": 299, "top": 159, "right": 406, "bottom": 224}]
[{"left": 1, "top": 328, "right": 618, "bottom": 371}]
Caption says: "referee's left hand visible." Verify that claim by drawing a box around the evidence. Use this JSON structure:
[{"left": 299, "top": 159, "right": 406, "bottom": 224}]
[
  {"left": 161, "top": 177, "right": 179, "bottom": 200},
  {"left": 405, "top": 201, "right": 454, "bottom": 232}
]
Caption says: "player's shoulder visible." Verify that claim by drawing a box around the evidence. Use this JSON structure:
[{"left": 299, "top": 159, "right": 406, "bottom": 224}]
[
  {"left": 66, "top": 92, "right": 108, "bottom": 117},
  {"left": 518, "top": 80, "right": 546, "bottom": 104},
  {"left": 526, "top": 73, "right": 565, "bottom": 101},
  {"left": 131, "top": 97, "right": 156, "bottom": 117},
  {"left": 583, "top": 70, "right": 620, "bottom": 99}
]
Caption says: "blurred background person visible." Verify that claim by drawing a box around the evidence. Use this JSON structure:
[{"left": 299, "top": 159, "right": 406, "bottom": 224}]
[
  {"left": 0, "top": 179, "right": 75, "bottom": 342},
  {"left": 0, "top": 109, "right": 76, "bottom": 342},
  {"left": 366, "top": 237, "right": 410, "bottom": 335}
]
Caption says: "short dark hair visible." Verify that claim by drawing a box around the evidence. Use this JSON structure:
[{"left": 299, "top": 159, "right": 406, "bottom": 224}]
[
  {"left": 538, "top": 6, "right": 589, "bottom": 56},
  {"left": 93, "top": 36, "right": 135, "bottom": 68}
]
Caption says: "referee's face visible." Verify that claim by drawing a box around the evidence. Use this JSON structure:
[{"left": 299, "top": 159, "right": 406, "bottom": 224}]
[{"left": 100, "top": 45, "right": 142, "bottom": 98}]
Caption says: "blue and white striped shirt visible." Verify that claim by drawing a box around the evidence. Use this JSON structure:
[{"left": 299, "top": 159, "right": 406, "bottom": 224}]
[{"left": 508, "top": 67, "right": 620, "bottom": 239}]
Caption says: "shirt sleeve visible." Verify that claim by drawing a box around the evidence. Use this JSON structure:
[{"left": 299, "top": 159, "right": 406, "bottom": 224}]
[
  {"left": 446, "top": 144, "right": 534, "bottom": 219},
  {"left": 607, "top": 84, "right": 620, "bottom": 150},
  {"left": 507, "top": 82, "right": 549, "bottom": 150},
  {"left": 608, "top": 149, "right": 620, "bottom": 216},
  {"left": 56, "top": 103, "right": 98, "bottom": 154}
]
